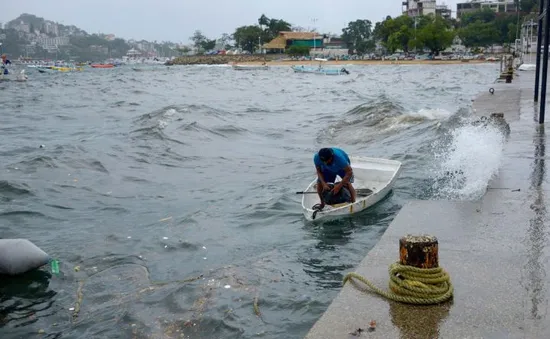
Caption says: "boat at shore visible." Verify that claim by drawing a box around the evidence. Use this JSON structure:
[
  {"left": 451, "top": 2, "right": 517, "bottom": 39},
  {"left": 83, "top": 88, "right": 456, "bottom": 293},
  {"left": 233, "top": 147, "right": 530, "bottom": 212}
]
[
  {"left": 232, "top": 64, "right": 269, "bottom": 71},
  {"left": 300, "top": 156, "right": 402, "bottom": 221},
  {"left": 292, "top": 58, "right": 350, "bottom": 75},
  {"left": 91, "top": 64, "right": 115, "bottom": 68}
]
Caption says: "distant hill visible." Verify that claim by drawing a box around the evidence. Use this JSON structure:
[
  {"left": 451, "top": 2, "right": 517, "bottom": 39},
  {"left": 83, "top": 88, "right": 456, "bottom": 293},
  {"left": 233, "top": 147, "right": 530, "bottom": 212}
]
[
  {"left": 6, "top": 13, "right": 87, "bottom": 37},
  {"left": 0, "top": 13, "right": 180, "bottom": 61}
]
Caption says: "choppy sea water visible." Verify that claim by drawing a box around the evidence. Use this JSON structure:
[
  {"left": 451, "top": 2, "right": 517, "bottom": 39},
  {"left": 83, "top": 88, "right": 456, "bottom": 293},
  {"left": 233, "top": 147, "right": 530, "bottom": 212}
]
[{"left": 0, "top": 63, "right": 506, "bottom": 338}]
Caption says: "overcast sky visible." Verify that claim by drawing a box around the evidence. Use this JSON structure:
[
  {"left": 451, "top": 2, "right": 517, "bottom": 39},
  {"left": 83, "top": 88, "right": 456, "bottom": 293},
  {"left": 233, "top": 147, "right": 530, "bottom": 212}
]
[{"left": 1, "top": 0, "right": 459, "bottom": 43}]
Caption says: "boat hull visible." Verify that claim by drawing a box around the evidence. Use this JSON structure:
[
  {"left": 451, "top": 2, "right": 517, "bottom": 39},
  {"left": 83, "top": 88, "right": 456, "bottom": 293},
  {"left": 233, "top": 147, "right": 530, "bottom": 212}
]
[
  {"left": 292, "top": 65, "right": 349, "bottom": 75},
  {"left": 301, "top": 156, "right": 402, "bottom": 221},
  {"left": 232, "top": 65, "right": 269, "bottom": 70},
  {"left": 91, "top": 64, "right": 115, "bottom": 68}
]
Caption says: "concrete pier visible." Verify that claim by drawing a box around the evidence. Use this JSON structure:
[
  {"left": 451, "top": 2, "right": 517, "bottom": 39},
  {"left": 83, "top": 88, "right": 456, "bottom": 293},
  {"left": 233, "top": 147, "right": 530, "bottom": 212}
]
[{"left": 304, "top": 72, "right": 550, "bottom": 338}]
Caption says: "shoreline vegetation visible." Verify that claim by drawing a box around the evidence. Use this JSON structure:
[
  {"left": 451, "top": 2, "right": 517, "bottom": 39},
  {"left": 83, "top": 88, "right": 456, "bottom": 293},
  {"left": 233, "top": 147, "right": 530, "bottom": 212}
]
[{"left": 166, "top": 55, "right": 494, "bottom": 66}]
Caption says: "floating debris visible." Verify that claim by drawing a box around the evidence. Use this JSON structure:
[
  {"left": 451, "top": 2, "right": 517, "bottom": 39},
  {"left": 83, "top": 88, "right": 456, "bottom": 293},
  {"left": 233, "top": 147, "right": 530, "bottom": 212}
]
[
  {"left": 72, "top": 280, "right": 84, "bottom": 321},
  {"left": 369, "top": 320, "right": 377, "bottom": 332},
  {"left": 159, "top": 216, "right": 173, "bottom": 222},
  {"left": 349, "top": 328, "right": 364, "bottom": 336},
  {"left": 163, "top": 237, "right": 168, "bottom": 240},
  {"left": 253, "top": 293, "right": 261, "bottom": 318},
  {"left": 224, "top": 285, "right": 231, "bottom": 289}
]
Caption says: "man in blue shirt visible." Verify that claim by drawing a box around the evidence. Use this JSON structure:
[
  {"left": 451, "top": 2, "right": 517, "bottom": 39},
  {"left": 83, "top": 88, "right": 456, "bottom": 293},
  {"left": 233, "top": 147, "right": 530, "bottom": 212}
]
[
  {"left": 314, "top": 147, "right": 356, "bottom": 208},
  {"left": 1, "top": 54, "right": 11, "bottom": 75}
]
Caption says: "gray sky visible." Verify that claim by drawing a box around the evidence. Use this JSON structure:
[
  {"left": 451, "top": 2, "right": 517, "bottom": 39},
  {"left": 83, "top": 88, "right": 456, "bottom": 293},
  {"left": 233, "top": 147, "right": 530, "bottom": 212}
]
[{"left": 2, "top": 0, "right": 459, "bottom": 43}]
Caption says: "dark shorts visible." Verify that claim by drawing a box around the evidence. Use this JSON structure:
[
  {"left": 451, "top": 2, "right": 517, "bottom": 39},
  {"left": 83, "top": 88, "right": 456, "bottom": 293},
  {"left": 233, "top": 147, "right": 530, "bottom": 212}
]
[{"left": 318, "top": 169, "right": 354, "bottom": 184}]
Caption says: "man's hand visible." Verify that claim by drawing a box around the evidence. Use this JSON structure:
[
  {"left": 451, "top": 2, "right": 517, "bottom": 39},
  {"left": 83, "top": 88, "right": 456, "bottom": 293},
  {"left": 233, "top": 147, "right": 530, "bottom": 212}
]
[
  {"left": 332, "top": 183, "right": 342, "bottom": 195},
  {"left": 321, "top": 182, "right": 330, "bottom": 192}
]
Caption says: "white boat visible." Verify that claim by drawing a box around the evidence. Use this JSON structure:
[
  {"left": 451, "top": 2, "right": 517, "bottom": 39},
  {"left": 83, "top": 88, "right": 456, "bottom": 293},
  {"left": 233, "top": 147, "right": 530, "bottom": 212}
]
[
  {"left": 518, "top": 63, "right": 536, "bottom": 71},
  {"left": 232, "top": 64, "right": 269, "bottom": 70},
  {"left": 300, "top": 156, "right": 402, "bottom": 221},
  {"left": 292, "top": 57, "right": 350, "bottom": 75}
]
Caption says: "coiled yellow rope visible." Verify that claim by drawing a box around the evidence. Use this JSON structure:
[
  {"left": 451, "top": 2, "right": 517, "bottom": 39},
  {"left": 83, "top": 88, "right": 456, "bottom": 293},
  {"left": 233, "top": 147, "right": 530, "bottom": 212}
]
[{"left": 342, "top": 262, "right": 453, "bottom": 305}]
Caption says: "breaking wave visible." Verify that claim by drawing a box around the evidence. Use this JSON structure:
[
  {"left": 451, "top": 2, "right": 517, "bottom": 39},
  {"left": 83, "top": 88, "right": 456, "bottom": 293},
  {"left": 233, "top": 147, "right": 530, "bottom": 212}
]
[
  {"left": 430, "top": 116, "right": 507, "bottom": 200},
  {"left": 319, "top": 95, "right": 453, "bottom": 145}
]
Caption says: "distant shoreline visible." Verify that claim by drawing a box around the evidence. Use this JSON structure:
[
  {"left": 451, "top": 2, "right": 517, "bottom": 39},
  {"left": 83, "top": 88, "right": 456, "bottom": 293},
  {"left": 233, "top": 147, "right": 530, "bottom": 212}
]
[
  {"left": 168, "top": 55, "right": 496, "bottom": 66},
  {"left": 235, "top": 59, "right": 493, "bottom": 66}
]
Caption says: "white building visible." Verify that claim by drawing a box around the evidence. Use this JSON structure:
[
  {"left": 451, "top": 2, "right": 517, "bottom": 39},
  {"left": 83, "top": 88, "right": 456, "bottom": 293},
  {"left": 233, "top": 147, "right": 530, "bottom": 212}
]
[
  {"left": 43, "top": 22, "right": 59, "bottom": 36},
  {"left": 457, "top": 0, "right": 518, "bottom": 19},
  {"left": 37, "top": 36, "right": 69, "bottom": 52},
  {"left": 403, "top": 0, "right": 437, "bottom": 17}
]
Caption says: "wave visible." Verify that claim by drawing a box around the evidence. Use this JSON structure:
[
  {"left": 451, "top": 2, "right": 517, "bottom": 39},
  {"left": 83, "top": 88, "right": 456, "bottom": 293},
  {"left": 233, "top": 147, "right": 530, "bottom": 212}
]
[
  {"left": 429, "top": 116, "right": 507, "bottom": 200},
  {"left": 131, "top": 105, "right": 247, "bottom": 145},
  {"left": 0, "top": 181, "right": 33, "bottom": 202},
  {"left": 318, "top": 95, "right": 452, "bottom": 145}
]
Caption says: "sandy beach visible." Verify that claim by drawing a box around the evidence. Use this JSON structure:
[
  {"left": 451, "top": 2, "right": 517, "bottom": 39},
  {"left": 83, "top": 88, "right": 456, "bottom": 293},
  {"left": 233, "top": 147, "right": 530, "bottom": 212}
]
[{"left": 235, "top": 59, "right": 493, "bottom": 66}]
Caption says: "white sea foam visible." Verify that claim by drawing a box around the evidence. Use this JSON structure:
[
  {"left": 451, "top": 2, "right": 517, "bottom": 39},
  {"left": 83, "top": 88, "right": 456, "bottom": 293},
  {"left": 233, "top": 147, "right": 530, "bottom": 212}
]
[{"left": 431, "top": 119, "right": 506, "bottom": 200}]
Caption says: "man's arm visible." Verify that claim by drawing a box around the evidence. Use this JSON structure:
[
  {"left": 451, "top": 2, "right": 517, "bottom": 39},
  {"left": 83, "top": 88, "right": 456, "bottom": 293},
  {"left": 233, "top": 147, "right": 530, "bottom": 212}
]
[
  {"left": 334, "top": 165, "right": 353, "bottom": 192},
  {"left": 316, "top": 165, "right": 326, "bottom": 185}
]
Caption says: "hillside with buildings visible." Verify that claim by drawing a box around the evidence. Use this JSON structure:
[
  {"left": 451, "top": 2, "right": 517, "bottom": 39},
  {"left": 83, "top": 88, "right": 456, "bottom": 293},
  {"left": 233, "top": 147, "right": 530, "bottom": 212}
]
[{"left": 0, "top": 13, "right": 180, "bottom": 61}]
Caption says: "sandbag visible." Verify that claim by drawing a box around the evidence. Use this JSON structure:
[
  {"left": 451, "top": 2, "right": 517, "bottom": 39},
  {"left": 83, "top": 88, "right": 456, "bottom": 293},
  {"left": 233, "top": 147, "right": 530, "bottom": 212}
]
[
  {"left": 0, "top": 239, "right": 51, "bottom": 275},
  {"left": 322, "top": 183, "right": 352, "bottom": 205}
]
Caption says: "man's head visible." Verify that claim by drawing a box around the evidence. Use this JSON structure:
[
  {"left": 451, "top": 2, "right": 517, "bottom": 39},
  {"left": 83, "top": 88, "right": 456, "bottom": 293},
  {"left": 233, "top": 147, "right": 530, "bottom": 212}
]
[
  {"left": 318, "top": 148, "right": 334, "bottom": 164},
  {"left": 1, "top": 54, "right": 6, "bottom": 60}
]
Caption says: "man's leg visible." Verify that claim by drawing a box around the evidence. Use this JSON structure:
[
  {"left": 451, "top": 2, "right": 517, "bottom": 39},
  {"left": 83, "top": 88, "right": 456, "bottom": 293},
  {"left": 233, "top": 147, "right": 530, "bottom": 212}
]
[
  {"left": 338, "top": 171, "right": 356, "bottom": 203},
  {"left": 346, "top": 182, "right": 356, "bottom": 203}
]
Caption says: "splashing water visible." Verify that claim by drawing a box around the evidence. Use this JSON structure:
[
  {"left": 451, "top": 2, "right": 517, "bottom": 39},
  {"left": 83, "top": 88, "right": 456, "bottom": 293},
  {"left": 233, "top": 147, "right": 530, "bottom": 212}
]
[{"left": 431, "top": 119, "right": 507, "bottom": 200}]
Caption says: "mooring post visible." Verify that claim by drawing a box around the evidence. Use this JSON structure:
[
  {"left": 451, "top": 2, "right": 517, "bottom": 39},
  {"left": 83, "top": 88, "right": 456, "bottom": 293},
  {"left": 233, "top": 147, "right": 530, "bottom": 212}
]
[
  {"left": 535, "top": 0, "right": 545, "bottom": 102},
  {"left": 540, "top": 0, "right": 550, "bottom": 124},
  {"left": 399, "top": 235, "right": 439, "bottom": 269}
]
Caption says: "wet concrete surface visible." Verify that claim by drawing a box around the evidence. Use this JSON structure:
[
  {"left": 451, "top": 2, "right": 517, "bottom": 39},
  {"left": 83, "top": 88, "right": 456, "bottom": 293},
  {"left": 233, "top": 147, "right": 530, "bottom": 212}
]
[{"left": 304, "top": 71, "right": 550, "bottom": 339}]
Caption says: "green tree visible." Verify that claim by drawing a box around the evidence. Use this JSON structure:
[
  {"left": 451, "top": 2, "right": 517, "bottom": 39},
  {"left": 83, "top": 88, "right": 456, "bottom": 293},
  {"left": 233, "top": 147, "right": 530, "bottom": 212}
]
[
  {"left": 416, "top": 16, "right": 455, "bottom": 54},
  {"left": 341, "top": 19, "right": 376, "bottom": 55},
  {"left": 458, "top": 20, "right": 499, "bottom": 49},
  {"left": 287, "top": 45, "right": 309, "bottom": 56},
  {"left": 459, "top": 8, "right": 496, "bottom": 26},
  {"left": 233, "top": 25, "right": 263, "bottom": 53},
  {"left": 377, "top": 15, "right": 415, "bottom": 53},
  {"left": 218, "top": 33, "right": 232, "bottom": 49},
  {"left": 520, "top": 0, "right": 539, "bottom": 13},
  {"left": 257, "top": 14, "right": 292, "bottom": 42},
  {"left": 496, "top": 14, "right": 518, "bottom": 43},
  {"left": 190, "top": 30, "right": 207, "bottom": 50},
  {"left": 176, "top": 46, "right": 191, "bottom": 55},
  {"left": 201, "top": 39, "right": 216, "bottom": 51}
]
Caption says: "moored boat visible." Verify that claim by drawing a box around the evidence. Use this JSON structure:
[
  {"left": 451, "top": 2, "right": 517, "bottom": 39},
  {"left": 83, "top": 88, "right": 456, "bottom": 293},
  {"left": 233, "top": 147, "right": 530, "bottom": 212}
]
[
  {"left": 292, "top": 58, "right": 350, "bottom": 75},
  {"left": 91, "top": 64, "right": 114, "bottom": 68},
  {"left": 292, "top": 65, "right": 349, "bottom": 75},
  {"left": 232, "top": 64, "right": 269, "bottom": 71},
  {"left": 300, "top": 156, "right": 402, "bottom": 221}
]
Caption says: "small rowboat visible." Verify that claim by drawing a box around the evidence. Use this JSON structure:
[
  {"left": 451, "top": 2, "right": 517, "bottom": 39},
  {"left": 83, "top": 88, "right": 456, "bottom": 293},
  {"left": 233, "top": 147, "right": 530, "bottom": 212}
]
[
  {"left": 291, "top": 65, "right": 349, "bottom": 75},
  {"left": 91, "top": 64, "right": 114, "bottom": 68},
  {"left": 300, "top": 156, "right": 402, "bottom": 221},
  {"left": 291, "top": 58, "right": 350, "bottom": 75},
  {"left": 232, "top": 64, "right": 269, "bottom": 71}
]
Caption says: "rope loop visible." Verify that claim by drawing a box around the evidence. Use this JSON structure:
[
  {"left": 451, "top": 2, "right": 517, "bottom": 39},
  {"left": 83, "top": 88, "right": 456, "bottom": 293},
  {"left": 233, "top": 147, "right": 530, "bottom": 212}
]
[{"left": 343, "top": 262, "right": 453, "bottom": 305}]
